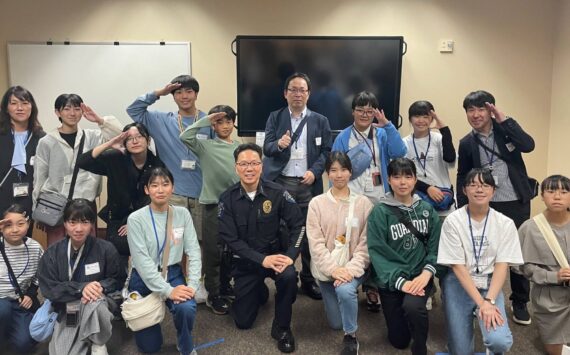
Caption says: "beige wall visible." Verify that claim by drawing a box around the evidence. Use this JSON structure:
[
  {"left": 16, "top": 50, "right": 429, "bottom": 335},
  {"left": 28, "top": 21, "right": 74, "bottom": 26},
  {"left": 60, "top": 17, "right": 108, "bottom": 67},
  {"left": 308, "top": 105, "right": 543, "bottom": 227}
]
[
  {"left": 549, "top": 0, "right": 570, "bottom": 178},
  {"left": 0, "top": 0, "right": 564, "bottom": 213}
]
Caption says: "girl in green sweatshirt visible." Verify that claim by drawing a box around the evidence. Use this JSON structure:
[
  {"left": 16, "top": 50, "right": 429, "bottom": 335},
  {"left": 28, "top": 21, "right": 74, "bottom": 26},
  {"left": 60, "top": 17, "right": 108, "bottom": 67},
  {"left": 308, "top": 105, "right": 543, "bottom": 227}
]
[{"left": 367, "top": 158, "right": 441, "bottom": 355}]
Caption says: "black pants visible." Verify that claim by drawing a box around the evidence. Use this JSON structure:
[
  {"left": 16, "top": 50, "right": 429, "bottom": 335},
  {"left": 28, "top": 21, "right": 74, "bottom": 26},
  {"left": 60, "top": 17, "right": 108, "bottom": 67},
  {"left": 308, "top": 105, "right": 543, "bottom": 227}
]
[
  {"left": 490, "top": 200, "right": 530, "bottom": 304},
  {"left": 275, "top": 175, "right": 314, "bottom": 285},
  {"left": 378, "top": 281, "right": 432, "bottom": 355},
  {"left": 107, "top": 219, "right": 129, "bottom": 286},
  {"left": 231, "top": 260, "right": 297, "bottom": 329}
]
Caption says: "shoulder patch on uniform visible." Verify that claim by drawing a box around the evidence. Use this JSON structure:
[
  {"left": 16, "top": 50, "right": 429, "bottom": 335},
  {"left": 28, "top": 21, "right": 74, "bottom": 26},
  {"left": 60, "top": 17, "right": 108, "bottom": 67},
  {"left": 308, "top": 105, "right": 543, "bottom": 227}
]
[
  {"left": 218, "top": 202, "right": 224, "bottom": 218},
  {"left": 283, "top": 190, "right": 296, "bottom": 203},
  {"left": 422, "top": 210, "right": 429, "bottom": 218}
]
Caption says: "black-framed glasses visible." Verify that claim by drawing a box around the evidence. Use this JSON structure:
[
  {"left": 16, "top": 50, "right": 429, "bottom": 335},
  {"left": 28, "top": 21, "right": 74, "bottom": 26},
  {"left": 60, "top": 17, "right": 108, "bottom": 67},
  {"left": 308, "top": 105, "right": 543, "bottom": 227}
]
[{"left": 236, "top": 161, "right": 262, "bottom": 168}]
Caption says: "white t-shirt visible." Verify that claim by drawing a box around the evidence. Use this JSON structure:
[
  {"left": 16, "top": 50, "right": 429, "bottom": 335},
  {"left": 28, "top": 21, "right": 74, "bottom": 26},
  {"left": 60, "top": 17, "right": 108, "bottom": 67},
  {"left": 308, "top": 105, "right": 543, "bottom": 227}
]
[
  {"left": 437, "top": 206, "right": 523, "bottom": 275},
  {"left": 404, "top": 131, "right": 455, "bottom": 216}
]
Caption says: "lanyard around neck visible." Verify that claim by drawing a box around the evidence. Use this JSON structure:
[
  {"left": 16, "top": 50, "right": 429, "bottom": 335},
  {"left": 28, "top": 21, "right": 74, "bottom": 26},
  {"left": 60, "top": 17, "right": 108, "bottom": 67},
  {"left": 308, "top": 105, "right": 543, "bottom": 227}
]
[
  {"left": 480, "top": 135, "right": 496, "bottom": 169},
  {"left": 67, "top": 240, "right": 85, "bottom": 281},
  {"left": 177, "top": 111, "right": 201, "bottom": 134},
  {"left": 412, "top": 133, "right": 431, "bottom": 177},
  {"left": 467, "top": 207, "right": 490, "bottom": 274},
  {"left": 149, "top": 206, "right": 168, "bottom": 264}
]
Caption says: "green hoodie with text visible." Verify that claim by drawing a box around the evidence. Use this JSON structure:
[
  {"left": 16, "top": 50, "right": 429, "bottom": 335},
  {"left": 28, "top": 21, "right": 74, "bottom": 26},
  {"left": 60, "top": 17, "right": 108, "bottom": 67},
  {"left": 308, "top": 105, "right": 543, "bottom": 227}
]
[{"left": 367, "top": 193, "right": 442, "bottom": 291}]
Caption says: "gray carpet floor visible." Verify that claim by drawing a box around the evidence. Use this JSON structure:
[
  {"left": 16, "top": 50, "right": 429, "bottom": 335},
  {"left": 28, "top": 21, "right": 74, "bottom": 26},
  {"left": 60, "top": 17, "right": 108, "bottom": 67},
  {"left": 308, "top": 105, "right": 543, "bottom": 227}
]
[{"left": 15, "top": 274, "right": 545, "bottom": 355}]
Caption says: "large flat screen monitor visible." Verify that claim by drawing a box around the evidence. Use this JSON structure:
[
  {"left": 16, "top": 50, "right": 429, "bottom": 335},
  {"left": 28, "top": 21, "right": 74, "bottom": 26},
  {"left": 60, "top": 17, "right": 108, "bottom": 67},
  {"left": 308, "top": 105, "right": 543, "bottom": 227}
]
[{"left": 235, "top": 36, "right": 405, "bottom": 136}]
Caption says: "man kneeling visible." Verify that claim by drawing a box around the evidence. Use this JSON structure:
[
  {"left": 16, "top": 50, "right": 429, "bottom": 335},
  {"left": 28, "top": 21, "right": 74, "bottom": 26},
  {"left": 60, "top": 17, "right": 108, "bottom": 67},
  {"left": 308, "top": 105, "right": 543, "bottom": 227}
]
[
  {"left": 38, "top": 199, "right": 120, "bottom": 355},
  {"left": 218, "top": 143, "right": 305, "bottom": 353}
]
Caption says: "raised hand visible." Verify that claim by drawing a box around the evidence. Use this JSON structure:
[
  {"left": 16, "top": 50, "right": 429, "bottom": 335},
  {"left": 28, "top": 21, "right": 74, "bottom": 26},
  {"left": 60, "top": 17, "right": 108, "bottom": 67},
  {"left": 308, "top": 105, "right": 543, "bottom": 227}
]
[
  {"left": 484, "top": 102, "right": 506, "bottom": 123},
  {"left": 278, "top": 130, "right": 292, "bottom": 149},
  {"left": 81, "top": 103, "right": 104, "bottom": 125},
  {"left": 430, "top": 110, "right": 446, "bottom": 129},
  {"left": 372, "top": 108, "right": 390, "bottom": 128},
  {"left": 154, "top": 83, "right": 182, "bottom": 97}
]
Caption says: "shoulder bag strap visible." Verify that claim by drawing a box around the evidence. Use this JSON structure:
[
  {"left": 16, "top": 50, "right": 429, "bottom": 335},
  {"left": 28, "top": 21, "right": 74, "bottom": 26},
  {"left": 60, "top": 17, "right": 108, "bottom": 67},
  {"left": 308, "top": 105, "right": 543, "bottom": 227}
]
[
  {"left": 67, "top": 133, "right": 86, "bottom": 200},
  {"left": 344, "top": 194, "right": 356, "bottom": 245},
  {"left": 160, "top": 206, "right": 174, "bottom": 279},
  {"left": 291, "top": 116, "right": 309, "bottom": 145},
  {"left": 533, "top": 213, "right": 570, "bottom": 268},
  {"left": 0, "top": 238, "right": 25, "bottom": 299},
  {"left": 386, "top": 205, "right": 428, "bottom": 246}
]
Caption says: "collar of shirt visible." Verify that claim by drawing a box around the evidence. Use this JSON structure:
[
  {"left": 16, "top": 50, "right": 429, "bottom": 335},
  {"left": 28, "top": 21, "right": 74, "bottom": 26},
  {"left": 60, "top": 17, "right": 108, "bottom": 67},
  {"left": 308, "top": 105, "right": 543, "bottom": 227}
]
[
  {"left": 475, "top": 128, "right": 494, "bottom": 140},
  {"left": 288, "top": 107, "right": 308, "bottom": 120},
  {"left": 238, "top": 181, "right": 267, "bottom": 200}
]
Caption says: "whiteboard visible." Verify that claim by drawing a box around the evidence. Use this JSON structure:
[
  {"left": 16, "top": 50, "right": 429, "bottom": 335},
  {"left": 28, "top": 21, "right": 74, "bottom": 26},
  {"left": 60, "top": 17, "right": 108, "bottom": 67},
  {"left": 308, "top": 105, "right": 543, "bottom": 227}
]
[{"left": 8, "top": 42, "right": 191, "bottom": 132}]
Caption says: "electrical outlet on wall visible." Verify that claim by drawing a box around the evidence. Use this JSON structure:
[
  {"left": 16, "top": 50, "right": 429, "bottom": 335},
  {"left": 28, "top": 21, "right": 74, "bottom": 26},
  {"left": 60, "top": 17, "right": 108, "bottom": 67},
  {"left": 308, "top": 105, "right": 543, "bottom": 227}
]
[{"left": 439, "top": 39, "right": 454, "bottom": 53}]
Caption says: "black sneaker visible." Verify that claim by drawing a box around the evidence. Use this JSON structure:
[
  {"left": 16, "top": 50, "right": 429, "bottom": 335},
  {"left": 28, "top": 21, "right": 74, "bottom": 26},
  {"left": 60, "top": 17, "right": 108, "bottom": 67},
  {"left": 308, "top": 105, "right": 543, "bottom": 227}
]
[
  {"left": 206, "top": 295, "right": 230, "bottom": 315},
  {"left": 341, "top": 334, "right": 359, "bottom": 355},
  {"left": 366, "top": 290, "right": 381, "bottom": 313},
  {"left": 511, "top": 303, "right": 531, "bottom": 325}
]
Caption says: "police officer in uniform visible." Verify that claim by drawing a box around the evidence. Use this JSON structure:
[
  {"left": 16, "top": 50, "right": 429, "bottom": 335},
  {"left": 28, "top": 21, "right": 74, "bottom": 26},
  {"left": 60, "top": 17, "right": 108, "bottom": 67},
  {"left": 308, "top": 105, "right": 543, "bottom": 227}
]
[{"left": 218, "top": 143, "right": 304, "bottom": 353}]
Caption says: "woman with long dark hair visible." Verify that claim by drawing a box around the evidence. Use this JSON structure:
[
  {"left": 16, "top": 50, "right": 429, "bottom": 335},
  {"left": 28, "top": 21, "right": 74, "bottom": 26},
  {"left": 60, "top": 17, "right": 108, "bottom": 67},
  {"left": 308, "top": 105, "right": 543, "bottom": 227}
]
[{"left": 0, "top": 86, "right": 45, "bottom": 224}]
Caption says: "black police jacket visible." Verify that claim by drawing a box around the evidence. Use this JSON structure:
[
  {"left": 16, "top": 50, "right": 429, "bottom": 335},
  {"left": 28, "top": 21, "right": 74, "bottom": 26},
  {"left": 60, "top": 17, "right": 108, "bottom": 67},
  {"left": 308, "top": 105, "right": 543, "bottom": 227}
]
[{"left": 218, "top": 179, "right": 305, "bottom": 265}]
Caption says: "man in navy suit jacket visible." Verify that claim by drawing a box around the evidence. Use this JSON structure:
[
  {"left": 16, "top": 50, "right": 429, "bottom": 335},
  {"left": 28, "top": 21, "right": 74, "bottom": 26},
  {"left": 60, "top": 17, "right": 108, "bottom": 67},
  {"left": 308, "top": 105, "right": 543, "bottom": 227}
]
[{"left": 262, "top": 72, "right": 332, "bottom": 300}]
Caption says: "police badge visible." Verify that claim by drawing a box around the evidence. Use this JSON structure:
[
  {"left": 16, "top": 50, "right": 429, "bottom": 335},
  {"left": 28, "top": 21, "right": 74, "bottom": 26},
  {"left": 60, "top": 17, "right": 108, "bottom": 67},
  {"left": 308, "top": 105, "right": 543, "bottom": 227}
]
[{"left": 263, "top": 200, "right": 272, "bottom": 214}]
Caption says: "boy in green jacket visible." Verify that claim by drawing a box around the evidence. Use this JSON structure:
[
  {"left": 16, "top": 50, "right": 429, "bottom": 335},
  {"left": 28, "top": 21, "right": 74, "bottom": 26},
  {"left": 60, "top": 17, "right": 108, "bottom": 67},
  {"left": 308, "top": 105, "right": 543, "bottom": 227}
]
[
  {"left": 179, "top": 105, "right": 241, "bottom": 315},
  {"left": 367, "top": 158, "right": 441, "bottom": 355}
]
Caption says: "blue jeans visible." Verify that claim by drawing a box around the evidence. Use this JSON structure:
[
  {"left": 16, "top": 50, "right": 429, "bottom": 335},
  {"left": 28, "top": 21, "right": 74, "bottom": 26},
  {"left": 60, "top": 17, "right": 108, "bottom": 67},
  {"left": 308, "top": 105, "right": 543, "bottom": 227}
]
[
  {"left": 129, "top": 265, "right": 197, "bottom": 355},
  {"left": 318, "top": 276, "right": 364, "bottom": 334},
  {"left": 0, "top": 298, "right": 36, "bottom": 353},
  {"left": 442, "top": 272, "right": 513, "bottom": 355}
]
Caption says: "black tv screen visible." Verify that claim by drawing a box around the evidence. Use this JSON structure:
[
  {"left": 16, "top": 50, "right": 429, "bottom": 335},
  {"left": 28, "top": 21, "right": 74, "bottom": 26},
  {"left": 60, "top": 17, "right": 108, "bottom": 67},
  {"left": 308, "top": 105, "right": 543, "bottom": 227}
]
[{"left": 235, "top": 36, "right": 404, "bottom": 136}]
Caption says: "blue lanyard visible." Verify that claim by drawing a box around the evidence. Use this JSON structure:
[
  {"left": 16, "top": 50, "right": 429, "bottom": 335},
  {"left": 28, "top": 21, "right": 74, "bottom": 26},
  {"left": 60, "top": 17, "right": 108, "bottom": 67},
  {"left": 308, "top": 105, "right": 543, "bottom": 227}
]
[
  {"left": 467, "top": 207, "right": 490, "bottom": 274},
  {"left": 412, "top": 133, "right": 431, "bottom": 177},
  {"left": 149, "top": 207, "right": 167, "bottom": 263}
]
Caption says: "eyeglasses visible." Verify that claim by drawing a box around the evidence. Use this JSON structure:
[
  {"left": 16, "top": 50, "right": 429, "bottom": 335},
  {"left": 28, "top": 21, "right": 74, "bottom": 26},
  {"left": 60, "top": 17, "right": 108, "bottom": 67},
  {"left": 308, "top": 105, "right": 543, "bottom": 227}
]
[
  {"left": 236, "top": 161, "right": 262, "bottom": 168},
  {"left": 126, "top": 135, "right": 144, "bottom": 143},
  {"left": 465, "top": 183, "right": 493, "bottom": 190},
  {"left": 354, "top": 108, "right": 375, "bottom": 116},
  {"left": 286, "top": 88, "right": 308, "bottom": 95}
]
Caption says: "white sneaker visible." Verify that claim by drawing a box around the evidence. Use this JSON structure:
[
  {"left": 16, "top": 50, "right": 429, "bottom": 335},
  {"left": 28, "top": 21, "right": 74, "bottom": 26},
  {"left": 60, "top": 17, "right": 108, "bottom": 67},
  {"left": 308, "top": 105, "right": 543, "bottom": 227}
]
[
  {"left": 194, "top": 281, "right": 208, "bottom": 304},
  {"left": 426, "top": 296, "right": 433, "bottom": 311},
  {"left": 91, "top": 344, "right": 108, "bottom": 355}
]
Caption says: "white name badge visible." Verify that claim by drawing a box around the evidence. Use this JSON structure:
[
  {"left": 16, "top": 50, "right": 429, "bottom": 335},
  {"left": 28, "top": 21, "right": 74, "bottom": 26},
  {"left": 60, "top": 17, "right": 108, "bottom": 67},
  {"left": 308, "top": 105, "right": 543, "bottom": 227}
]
[
  {"left": 29, "top": 156, "right": 35, "bottom": 166},
  {"left": 85, "top": 262, "right": 101, "bottom": 276},
  {"left": 13, "top": 183, "right": 30, "bottom": 197},
  {"left": 196, "top": 134, "right": 208, "bottom": 140},
  {"left": 471, "top": 274, "right": 488, "bottom": 289},
  {"left": 493, "top": 174, "right": 499, "bottom": 186},
  {"left": 315, "top": 137, "right": 322, "bottom": 146},
  {"left": 345, "top": 217, "right": 359, "bottom": 228},
  {"left": 505, "top": 142, "right": 515, "bottom": 152},
  {"left": 173, "top": 227, "right": 184, "bottom": 240},
  {"left": 291, "top": 149, "right": 305, "bottom": 160},
  {"left": 181, "top": 160, "right": 196, "bottom": 170}
]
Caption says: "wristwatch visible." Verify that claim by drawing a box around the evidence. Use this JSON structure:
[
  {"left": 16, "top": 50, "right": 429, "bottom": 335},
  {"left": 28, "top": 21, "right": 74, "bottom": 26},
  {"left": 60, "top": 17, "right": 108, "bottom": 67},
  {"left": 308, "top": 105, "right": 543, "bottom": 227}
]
[{"left": 484, "top": 297, "right": 496, "bottom": 305}]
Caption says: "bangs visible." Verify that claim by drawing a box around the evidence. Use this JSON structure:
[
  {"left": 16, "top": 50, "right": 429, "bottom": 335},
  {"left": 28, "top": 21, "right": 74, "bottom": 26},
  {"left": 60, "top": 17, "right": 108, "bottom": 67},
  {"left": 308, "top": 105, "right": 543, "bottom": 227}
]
[{"left": 541, "top": 175, "right": 570, "bottom": 193}]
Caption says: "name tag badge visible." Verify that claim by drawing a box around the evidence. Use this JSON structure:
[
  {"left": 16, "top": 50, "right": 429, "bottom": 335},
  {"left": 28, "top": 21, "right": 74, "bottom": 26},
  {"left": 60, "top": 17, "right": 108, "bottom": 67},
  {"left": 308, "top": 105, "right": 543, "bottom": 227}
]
[
  {"left": 13, "top": 183, "right": 30, "bottom": 197},
  {"left": 181, "top": 160, "right": 196, "bottom": 170},
  {"left": 85, "top": 262, "right": 100, "bottom": 276},
  {"left": 492, "top": 174, "right": 499, "bottom": 186},
  {"left": 505, "top": 142, "right": 515, "bottom": 152},
  {"left": 0, "top": 264, "right": 7, "bottom": 277},
  {"left": 350, "top": 217, "right": 359, "bottom": 228},
  {"left": 315, "top": 137, "right": 322, "bottom": 146},
  {"left": 472, "top": 273, "right": 488, "bottom": 289},
  {"left": 291, "top": 149, "right": 305, "bottom": 160},
  {"left": 196, "top": 133, "right": 208, "bottom": 140},
  {"left": 29, "top": 156, "right": 35, "bottom": 166},
  {"left": 364, "top": 175, "right": 374, "bottom": 192}
]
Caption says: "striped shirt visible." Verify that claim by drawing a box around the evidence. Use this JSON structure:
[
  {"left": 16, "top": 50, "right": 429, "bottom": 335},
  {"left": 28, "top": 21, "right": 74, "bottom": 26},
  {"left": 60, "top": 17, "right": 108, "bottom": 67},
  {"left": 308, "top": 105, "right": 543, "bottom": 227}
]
[
  {"left": 476, "top": 130, "right": 518, "bottom": 202},
  {"left": 0, "top": 238, "right": 44, "bottom": 300}
]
